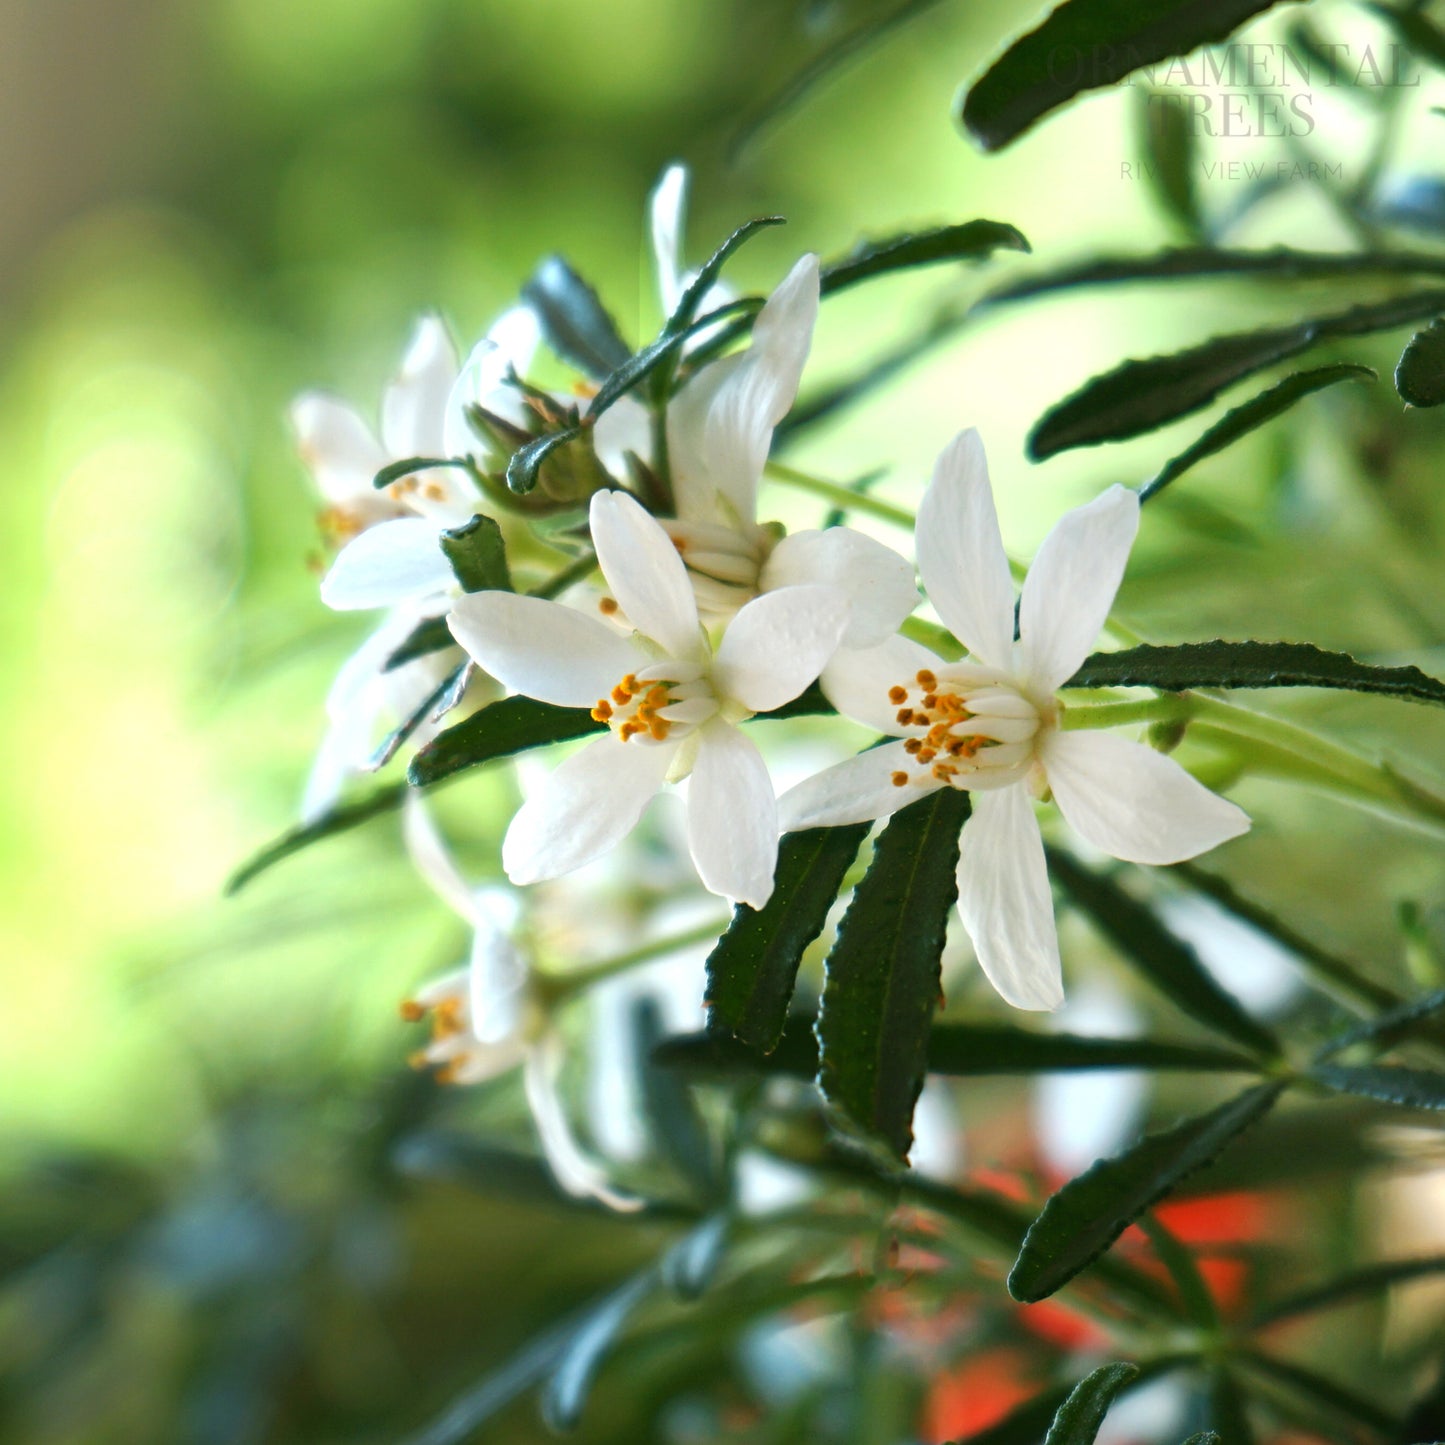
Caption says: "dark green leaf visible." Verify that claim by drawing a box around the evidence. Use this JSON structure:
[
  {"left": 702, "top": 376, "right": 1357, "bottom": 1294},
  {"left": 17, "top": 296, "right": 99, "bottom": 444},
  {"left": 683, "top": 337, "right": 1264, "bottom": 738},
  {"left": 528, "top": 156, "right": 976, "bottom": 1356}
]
[
  {"left": 1048, "top": 850, "right": 1281, "bottom": 1059},
  {"left": 408, "top": 697, "right": 603, "bottom": 789},
  {"left": 1043, "top": 1363, "right": 1141, "bottom": 1445},
  {"left": 1308, "top": 1063, "right": 1445, "bottom": 1110},
  {"left": 1008, "top": 1083, "right": 1285, "bottom": 1302},
  {"left": 504, "top": 425, "right": 583, "bottom": 496},
  {"left": 730, "top": 0, "right": 951, "bottom": 157},
  {"left": 1136, "top": 88, "right": 1200, "bottom": 235},
  {"left": 1368, "top": 4, "right": 1445, "bottom": 73},
  {"left": 1029, "top": 289, "right": 1445, "bottom": 458},
  {"left": 1395, "top": 317, "right": 1445, "bottom": 407},
  {"left": 815, "top": 788, "right": 970, "bottom": 1163},
  {"left": 541, "top": 1269, "right": 659, "bottom": 1433},
  {"left": 1068, "top": 639, "right": 1445, "bottom": 708},
  {"left": 372, "top": 455, "right": 467, "bottom": 490},
  {"left": 635, "top": 996, "right": 720, "bottom": 1198},
  {"left": 820, "top": 220, "right": 1029, "bottom": 295},
  {"left": 1314, "top": 987, "right": 1445, "bottom": 1060},
  {"left": 959, "top": 0, "right": 1298, "bottom": 152},
  {"left": 651, "top": 1018, "right": 819, "bottom": 1079},
  {"left": 368, "top": 662, "right": 470, "bottom": 772},
  {"left": 440, "top": 514, "right": 512, "bottom": 593},
  {"left": 1138, "top": 1211, "right": 1218, "bottom": 1329},
  {"left": 385, "top": 615, "right": 455, "bottom": 671},
  {"left": 665, "top": 216, "right": 784, "bottom": 339},
  {"left": 985, "top": 247, "right": 1445, "bottom": 308},
  {"left": 522, "top": 255, "right": 631, "bottom": 380},
  {"left": 1235, "top": 1349, "right": 1399, "bottom": 1435},
  {"left": 1208, "top": 1369, "right": 1256, "bottom": 1445},
  {"left": 225, "top": 782, "right": 406, "bottom": 895},
  {"left": 1140, "top": 365, "right": 1376, "bottom": 501},
  {"left": 705, "top": 823, "right": 870, "bottom": 1051},
  {"left": 926, "top": 1024, "right": 1260, "bottom": 1075},
  {"left": 1252, "top": 1253, "right": 1445, "bottom": 1327}
]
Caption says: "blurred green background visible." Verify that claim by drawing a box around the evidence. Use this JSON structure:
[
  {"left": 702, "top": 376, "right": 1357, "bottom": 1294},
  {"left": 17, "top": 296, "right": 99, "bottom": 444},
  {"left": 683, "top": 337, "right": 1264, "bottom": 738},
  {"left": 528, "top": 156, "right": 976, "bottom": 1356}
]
[{"left": 4, "top": 0, "right": 1445, "bottom": 1440}]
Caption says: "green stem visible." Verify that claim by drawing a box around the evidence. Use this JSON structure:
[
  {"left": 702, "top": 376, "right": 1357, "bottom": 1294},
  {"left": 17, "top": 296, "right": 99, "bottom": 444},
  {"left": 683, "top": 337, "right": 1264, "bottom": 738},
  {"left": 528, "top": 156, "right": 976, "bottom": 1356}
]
[
  {"left": 764, "top": 461, "right": 916, "bottom": 530},
  {"left": 1060, "top": 696, "right": 1193, "bottom": 731},
  {"left": 534, "top": 916, "right": 728, "bottom": 1001},
  {"left": 527, "top": 550, "right": 598, "bottom": 600}
]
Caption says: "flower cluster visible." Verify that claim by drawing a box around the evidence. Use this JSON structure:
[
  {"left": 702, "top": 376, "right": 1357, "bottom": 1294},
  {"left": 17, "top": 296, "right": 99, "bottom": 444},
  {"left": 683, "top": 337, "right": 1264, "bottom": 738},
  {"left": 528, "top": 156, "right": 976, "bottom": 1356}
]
[{"left": 289, "top": 167, "right": 1249, "bottom": 1196}]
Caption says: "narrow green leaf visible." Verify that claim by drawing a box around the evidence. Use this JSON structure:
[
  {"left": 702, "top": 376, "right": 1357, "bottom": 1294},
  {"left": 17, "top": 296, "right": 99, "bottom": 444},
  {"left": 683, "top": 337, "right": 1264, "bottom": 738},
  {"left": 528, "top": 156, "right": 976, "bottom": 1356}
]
[
  {"left": 1138, "top": 1212, "right": 1218, "bottom": 1329},
  {"left": 372, "top": 455, "right": 467, "bottom": 490},
  {"left": 439, "top": 514, "right": 511, "bottom": 593},
  {"left": 504, "top": 425, "right": 582, "bottom": 496},
  {"left": 926, "top": 1024, "right": 1260, "bottom": 1075},
  {"left": 541, "top": 1269, "right": 658, "bottom": 1433},
  {"left": 959, "top": 0, "right": 1298, "bottom": 153},
  {"left": 820, "top": 220, "right": 1030, "bottom": 295},
  {"left": 660, "top": 1214, "right": 730, "bottom": 1301},
  {"left": 385, "top": 615, "right": 456, "bottom": 671},
  {"left": 521, "top": 255, "right": 631, "bottom": 380},
  {"left": 1008, "top": 1083, "right": 1285, "bottom": 1302},
  {"left": 1395, "top": 316, "right": 1445, "bottom": 407},
  {"left": 651, "top": 1019, "right": 819, "bottom": 1079},
  {"left": 1308, "top": 1063, "right": 1445, "bottom": 1110},
  {"left": 1368, "top": 3, "right": 1445, "bottom": 73},
  {"left": 634, "top": 996, "right": 719, "bottom": 1198},
  {"left": 815, "top": 787, "right": 971, "bottom": 1163},
  {"left": 985, "top": 247, "right": 1445, "bottom": 308},
  {"left": 368, "top": 662, "right": 470, "bottom": 772},
  {"left": 1135, "top": 87, "right": 1200, "bottom": 235},
  {"left": 1068, "top": 639, "right": 1445, "bottom": 708},
  {"left": 408, "top": 697, "right": 603, "bottom": 789},
  {"left": 705, "top": 822, "right": 870, "bottom": 1051},
  {"left": 1043, "top": 1363, "right": 1141, "bottom": 1445},
  {"left": 1313, "top": 986, "right": 1445, "bottom": 1060},
  {"left": 1140, "top": 365, "right": 1376, "bottom": 500},
  {"left": 1235, "top": 1349, "right": 1399, "bottom": 1435},
  {"left": 1047, "top": 850, "right": 1281, "bottom": 1059},
  {"left": 1252, "top": 1253, "right": 1445, "bottom": 1327},
  {"left": 225, "top": 782, "right": 407, "bottom": 895},
  {"left": 1029, "top": 288, "right": 1445, "bottom": 458},
  {"left": 1208, "top": 1369, "right": 1256, "bottom": 1445}
]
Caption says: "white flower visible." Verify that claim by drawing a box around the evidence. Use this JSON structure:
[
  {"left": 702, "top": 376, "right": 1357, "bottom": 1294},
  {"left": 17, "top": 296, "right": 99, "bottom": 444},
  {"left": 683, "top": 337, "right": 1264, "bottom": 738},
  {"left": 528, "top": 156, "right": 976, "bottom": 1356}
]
[
  {"left": 778, "top": 429, "right": 1250, "bottom": 1010},
  {"left": 448, "top": 488, "right": 850, "bottom": 908},
  {"left": 662, "top": 253, "right": 918, "bottom": 648},
  {"left": 399, "top": 801, "right": 640, "bottom": 1211}
]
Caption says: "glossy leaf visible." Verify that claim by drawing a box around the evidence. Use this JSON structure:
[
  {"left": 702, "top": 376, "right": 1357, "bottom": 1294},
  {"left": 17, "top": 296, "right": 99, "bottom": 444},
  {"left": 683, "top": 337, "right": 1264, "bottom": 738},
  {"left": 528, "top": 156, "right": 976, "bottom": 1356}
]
[
  {"left": 815, "top": 787, "right": 971, "bottom": 1163},
  {"left": 372, "top": 455, "right": 469, "bottom": 490},
  {"left": 1069, "top": 639, "right": 1445, "bottom": 708},
  {"left": 1029, "top": 288, "right": 1445, "bottom": 457},
  {"left": 959, "top": 0, "right": 1296, "bottom": 152},
  {"left": 504, "top": 425, "right": 583, "bottom": 496},
  {"left": 368, "top": 662, "right": 470, "bottom": 772},
  {"left": 1395, "top": 316, "right": 1445, "bottom": 407},
  {"left": 407, "top": 696, "right": 604, "bottom": 789},
  {"left": 521, "top": 254, "right": 631, "bottom": 380},
  {"left": 440, "top": 514, "right": 511, "bottom": 593},
  {"left": 705, "top": 822, "right": 870, "bottom": 1051},
  {"left": 1008, "top": 1082, "right": 1285, "bottom": 1301},
  {"left": 225, "top": 782, "right": 407, "bottom": 895},
  {"left": 541, "top": 1269, "right": 658, "bottom": 1432},
  {"left": 820, "top": 219, "right": 1030, "bottom": 295},
  {"left": 1308, "top": 1063, "right": 1445, "bottom": 1110},
  {"left": 1043, "top": 1363, "right": 1140, "bottom": 1445},
  {"left": 1048, "top": 850, "right": 1281, "bottom": 1059},
  {"left": 1140, "top": 365, "right": 1376, "bottom": 501}
]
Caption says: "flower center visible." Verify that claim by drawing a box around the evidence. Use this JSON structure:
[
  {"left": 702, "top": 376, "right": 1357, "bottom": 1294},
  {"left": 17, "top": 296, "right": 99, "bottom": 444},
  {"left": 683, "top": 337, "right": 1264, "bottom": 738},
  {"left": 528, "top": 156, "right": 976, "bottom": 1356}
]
[
  {"left": 400, "top": 974, "right": 477, "bottom": 1086},
  {"left": 662, "top": 519, "right": 772, "bottom": 616},
  {"left": 591, "top": 660, "right": 717, "bottom": 743},
  {"left": 887, "top": 668, "right": 1041, "bottom": 790}
]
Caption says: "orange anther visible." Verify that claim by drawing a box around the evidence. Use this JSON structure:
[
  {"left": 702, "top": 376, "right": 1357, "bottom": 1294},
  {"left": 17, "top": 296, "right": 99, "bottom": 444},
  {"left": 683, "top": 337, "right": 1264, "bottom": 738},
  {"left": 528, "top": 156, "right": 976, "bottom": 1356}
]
[
  {"left": 916, "top": 669, "right": 937, "bottom": 690},
  {"left": 598, "top": 596, "right": 619, "bottom": 615},
  {"left": 888, "top": 686, "right": 907, "bottom": 705},
  {"left": 399, "top": 1000, "right": 425, "bottom": 1023},
  {"left": 904, "top": 738, "right": 923, "bottom": 755},
  {"left": 896, "top": 708, "right": 914, "bottom": 726},
  {"left": 891, "top": 771, "right": 908, "bottom": 787}
]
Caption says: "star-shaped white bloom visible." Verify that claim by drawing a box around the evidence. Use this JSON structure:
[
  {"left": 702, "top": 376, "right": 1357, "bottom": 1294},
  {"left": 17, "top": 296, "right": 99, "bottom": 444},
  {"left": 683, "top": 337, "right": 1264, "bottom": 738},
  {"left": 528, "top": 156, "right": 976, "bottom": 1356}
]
[
  {"left": 778, "top": 429, "right": 1250, "bottom": 1010},
  {"left": 448, "top": 488, "right": 851, "bottom": 908},
  {"left": 662, "top": 252, "right": 919, "bottom": 648}
]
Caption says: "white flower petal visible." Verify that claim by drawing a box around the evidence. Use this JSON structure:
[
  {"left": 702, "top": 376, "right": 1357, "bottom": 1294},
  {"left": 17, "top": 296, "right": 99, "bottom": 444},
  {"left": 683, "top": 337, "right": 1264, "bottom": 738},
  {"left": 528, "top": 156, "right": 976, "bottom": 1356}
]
[
  {"left": 955, "top": 785, "right": 1063, "bottom": 1011},
  {"left": 650, "top": 162, "right": 688, "bottom": 315},
  {"left": 667, "top": 351, "right": 740, "bottom": 524},
  {"left": 448, "top": 592, "right": 642, "bottom": 707},
  {"left": 1041, "top": 728, "right": 1250, "bottom": 865},
  {"left": 301, "top": 701, "right": 377, "bottom": 823},
  {"left": 290, "top": 394, "right": 388, "bottom": 504},
  {"left": 381, "top": 315, "right": 459, "bottom": 460},
  {"left": 441, "top": 307, "right": 543, "bottom": 458},
  {"left": 713, "top": 583, "right": 849, "bottom": 714},
  {"left": 402, "top": 794, "right": 479, "bottom": 924},
  {"left": 589, "top": 489, "right": 701, "bottom": 657},
  {"left": 777, "top": 740, "right": 925, "bottom": 830},
  {"left": 469, "top": 912, "right": 527, "bottom": 1046},
  {"left": 687, "top": 722, "right": 778, "bottom": 908},
  {"left": 319, "top": 518, "right": 455, "bottom": 610},
  {"left": 1019, "top": 484, "right": 1140, "bottom": 694},
  {"left": 699, "top": 254, "right": 820, "bottom": 522},
  {"left": 502, "top": 732, "right": 674, "bottom": 884},
  {"left": 592, "top": 394, "right": 653, "bottom": 474},
  {"left": 760, "top": 527, "right": 918, "bottom": 648},
  {"left": 915, "top": 429, "right": 1016, "bottom": 671},
  {"left": 819, "top": 634, "right": 944, "bottom": 735},
  {"left": 523, "top": 1038, "right": 642, "bottom": 1211}
]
